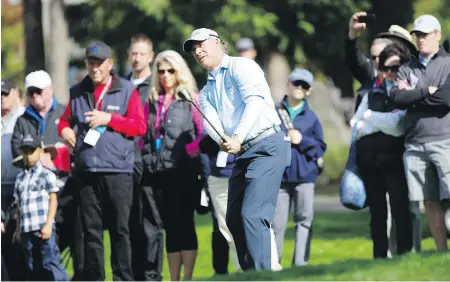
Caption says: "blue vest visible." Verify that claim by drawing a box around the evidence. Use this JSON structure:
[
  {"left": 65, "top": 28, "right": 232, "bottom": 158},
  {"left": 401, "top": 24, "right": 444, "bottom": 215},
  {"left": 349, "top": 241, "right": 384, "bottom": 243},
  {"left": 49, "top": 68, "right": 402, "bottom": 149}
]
[{"left": 70, "top": 74, "right": 135, "bottom": 173}]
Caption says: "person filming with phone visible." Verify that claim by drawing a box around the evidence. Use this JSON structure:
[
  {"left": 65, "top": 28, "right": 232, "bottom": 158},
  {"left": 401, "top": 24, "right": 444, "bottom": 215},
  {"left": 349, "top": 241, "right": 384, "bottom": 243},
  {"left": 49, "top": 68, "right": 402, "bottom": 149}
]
[{"left": 346, "top": 12, "right": 417, "bottom": 110}]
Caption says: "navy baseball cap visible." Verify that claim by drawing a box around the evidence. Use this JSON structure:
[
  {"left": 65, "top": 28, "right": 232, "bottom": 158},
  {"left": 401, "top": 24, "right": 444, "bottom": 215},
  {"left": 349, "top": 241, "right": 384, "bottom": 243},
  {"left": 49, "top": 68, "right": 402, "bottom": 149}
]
[
  {"left": 85, "top": 41, "right": 112, "bottom": 60},
  {"left": 288, "top": 68, "right": 314, "bottom": 87},
  {"left": 20, "top": 134, "right": 42, "bottom": 150},
  {"left": 1, "top": 79, "right": 14, "bottom": 93},
  {"left": 235, "top": 38, "right": 255, "bottom": 51}
]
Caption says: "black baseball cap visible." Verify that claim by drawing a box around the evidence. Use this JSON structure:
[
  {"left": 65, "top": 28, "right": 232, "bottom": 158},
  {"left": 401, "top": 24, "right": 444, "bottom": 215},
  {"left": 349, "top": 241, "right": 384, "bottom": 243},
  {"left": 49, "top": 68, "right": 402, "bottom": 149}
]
[
  {"left": 19, "top": 134, "right": 42, "bottom": 150},
  {"left": 85, "top": 41, "right": 112, "bottom": 60},
  {"left": 1, "top": 79, "right": 14, "bottom": 93}
]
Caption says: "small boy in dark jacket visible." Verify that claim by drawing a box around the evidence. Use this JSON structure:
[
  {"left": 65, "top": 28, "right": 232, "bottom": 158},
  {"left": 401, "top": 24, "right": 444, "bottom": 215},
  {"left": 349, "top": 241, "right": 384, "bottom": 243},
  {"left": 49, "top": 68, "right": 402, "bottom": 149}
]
[{"left": 272, "top": 68, "right": 327, "bottom": 267}]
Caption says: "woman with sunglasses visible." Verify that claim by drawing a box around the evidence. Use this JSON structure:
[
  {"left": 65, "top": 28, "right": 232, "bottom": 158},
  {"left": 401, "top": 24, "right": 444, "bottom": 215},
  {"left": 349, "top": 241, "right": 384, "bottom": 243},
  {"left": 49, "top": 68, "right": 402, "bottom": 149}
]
[
  {"left": 141, "top": 50, "right": 203, "bottom": 281},
  {"left": 351, "top": 43, "right": 413, "bottom": 259}
]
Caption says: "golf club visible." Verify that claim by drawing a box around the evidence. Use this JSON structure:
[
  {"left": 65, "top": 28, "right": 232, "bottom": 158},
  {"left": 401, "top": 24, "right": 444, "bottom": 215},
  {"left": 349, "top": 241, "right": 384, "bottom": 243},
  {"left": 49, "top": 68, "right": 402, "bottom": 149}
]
[{"left": 177, "top": 89, "right": 228, "bottom": 143}]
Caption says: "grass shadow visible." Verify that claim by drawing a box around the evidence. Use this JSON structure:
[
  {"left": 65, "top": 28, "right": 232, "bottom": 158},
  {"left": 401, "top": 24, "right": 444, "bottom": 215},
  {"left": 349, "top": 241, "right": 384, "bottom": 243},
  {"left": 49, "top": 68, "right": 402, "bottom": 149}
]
[
  {"left": 205, "top": 251, "right": 450, "bottom": 281},
  {"left": 284, "top": 211, "right": 370, "bottom": 240}
]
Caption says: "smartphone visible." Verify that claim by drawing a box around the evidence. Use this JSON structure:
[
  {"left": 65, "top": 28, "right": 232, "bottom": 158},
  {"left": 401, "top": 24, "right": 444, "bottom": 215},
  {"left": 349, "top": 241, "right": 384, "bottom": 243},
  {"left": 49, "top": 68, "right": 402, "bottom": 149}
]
[{"left": 358, "top": 14, "right": 376, "bottom": 24}]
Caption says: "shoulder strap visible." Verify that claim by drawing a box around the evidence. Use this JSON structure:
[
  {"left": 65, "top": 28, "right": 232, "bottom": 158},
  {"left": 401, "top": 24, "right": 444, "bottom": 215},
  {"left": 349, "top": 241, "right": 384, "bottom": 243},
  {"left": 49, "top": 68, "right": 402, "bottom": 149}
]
[{"left": 278, "top": 104, "right": 294, "bottom": 130}]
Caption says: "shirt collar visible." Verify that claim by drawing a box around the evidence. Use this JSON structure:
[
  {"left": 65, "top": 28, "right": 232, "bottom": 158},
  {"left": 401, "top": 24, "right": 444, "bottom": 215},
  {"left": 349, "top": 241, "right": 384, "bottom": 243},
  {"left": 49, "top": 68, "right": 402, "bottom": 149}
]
[
  {"left": 25, "top": 161, "right": 42, "bottom": 174},
  {"left": 207, "top": 54, "right": 231, "bottom": 80}
]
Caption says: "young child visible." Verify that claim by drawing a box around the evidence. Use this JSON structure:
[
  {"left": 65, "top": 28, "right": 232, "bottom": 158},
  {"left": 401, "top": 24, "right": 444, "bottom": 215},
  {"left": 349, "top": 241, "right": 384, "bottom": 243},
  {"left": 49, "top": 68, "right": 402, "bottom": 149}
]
[
  {"left": 13, "top": 134, "right": 69, "bottom": 281},
  {"left": 272, "top": 68, "right": 327, "bottom": 267}
]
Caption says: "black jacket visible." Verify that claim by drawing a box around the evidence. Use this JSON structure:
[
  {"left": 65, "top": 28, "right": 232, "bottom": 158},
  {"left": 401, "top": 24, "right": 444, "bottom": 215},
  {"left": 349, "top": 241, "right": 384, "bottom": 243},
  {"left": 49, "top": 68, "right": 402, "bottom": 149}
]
[
  {"left": 356, "top": 86, "right": 405, "bottom": 170},
  {"left": 126, "top": 73, "right": 152, "bottom": 168},
  {"left": 141, "top": 99, "right": 197, "bottom": 173},
  {"left": 126, "top": 72, "right": 151, "bottom": 106},
  {"left": 11, "top": 100, "right": 65, "bottom": 158}
]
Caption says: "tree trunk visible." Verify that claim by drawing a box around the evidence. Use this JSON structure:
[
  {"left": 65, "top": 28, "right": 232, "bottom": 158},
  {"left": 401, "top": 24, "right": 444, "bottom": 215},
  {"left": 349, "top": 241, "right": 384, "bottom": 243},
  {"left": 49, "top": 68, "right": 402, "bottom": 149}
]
[
  {"left": 49, "top": 0, "right": 69, "bottom": 103},
  {"left": 264, "top": 52, "right": 290, "bottom": 105},
  {"left": 23, "top": 0, "right": 46, "bottom": 74}
]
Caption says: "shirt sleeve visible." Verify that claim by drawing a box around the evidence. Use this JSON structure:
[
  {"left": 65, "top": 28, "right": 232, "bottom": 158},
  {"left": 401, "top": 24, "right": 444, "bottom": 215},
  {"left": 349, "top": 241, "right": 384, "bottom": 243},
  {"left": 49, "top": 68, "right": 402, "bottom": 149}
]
[
  {"left": 350, "top": 94, "right": 369, "bottom": 127},
  {"left": 234, "top": 58, "right": 269, "bottom": 100},
  {"left": 45, "top": 171, "right": 59, "bottom": 194},
  {"left": 390, "top": 66, "right": 430, "bottom": 106},
  {"left": 13, "top": 176, "right": 20, "bottom": 201},
  {"left": 345, "top": 38, "right": 376, "bottom": 85},
  {"left": 108, "top": 89, "right": 147, "bottom": 138},
  {"left": 365, "top": 110, "right": 406, "bottom": 137},
  {"left": 11, "top": 119, "right": 24, "bottom": 159},
  {"left": 232, "top": 59, "right": 271, "bottom": 142},
  {"left": 199, "top": 90, "right": 226, "bottom": 144},
  {"left": 232, "top": 96, "right": 265, "bottom": 143},
  {"left": 294, "top": 118, "right": 327, "bottom": 159},
  {"left": 58, "top": 98, "right": 72, "bottom": 136}
]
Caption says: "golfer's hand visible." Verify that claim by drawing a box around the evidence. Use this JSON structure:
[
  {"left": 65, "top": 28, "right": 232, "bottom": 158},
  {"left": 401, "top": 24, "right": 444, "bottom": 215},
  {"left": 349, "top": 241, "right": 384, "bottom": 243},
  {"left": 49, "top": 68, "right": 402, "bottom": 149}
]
[
  {"left": 223, "top": 136, "right": 242, "bottom": 155},
  {"left": 219, "top": 135, "right": 231, "bottom": 152}
]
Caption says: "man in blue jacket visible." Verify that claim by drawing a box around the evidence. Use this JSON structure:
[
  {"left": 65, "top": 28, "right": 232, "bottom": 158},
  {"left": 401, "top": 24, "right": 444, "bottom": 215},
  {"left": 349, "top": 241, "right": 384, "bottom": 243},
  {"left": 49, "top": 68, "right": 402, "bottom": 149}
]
[{"left": 272, "top": 68, "right": 327, "bottom": 267}]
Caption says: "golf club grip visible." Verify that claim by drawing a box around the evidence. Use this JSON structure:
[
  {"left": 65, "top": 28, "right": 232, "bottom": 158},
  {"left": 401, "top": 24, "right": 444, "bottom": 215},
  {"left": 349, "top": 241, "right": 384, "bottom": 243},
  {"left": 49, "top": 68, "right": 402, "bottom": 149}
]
[{"left": 190, "top": 102, "right": 227, "bottom": 142}]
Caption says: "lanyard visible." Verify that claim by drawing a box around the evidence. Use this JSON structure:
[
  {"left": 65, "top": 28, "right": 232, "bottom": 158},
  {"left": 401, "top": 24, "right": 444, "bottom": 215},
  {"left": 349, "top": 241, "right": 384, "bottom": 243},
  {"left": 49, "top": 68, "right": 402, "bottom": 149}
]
[
  {"left": 154, "top": 94, "right": 175, "bottom": 137},
  {"left": 95, "top": 76, "right": 113, "bottom": 110}
]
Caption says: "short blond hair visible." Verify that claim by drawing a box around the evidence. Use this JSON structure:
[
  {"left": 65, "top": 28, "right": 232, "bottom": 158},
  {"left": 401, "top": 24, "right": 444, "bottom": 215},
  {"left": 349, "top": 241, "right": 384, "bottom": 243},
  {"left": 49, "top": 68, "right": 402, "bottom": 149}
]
[{"left": 150, "top": 50, "right": 198, "bottom": 102}]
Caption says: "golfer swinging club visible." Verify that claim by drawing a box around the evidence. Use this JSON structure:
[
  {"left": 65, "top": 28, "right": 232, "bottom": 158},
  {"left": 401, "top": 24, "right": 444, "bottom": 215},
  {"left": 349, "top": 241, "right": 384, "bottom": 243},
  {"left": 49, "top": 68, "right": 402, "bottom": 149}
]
[{"left": 183, "top": 28, "right": 290, "bottom": 271}]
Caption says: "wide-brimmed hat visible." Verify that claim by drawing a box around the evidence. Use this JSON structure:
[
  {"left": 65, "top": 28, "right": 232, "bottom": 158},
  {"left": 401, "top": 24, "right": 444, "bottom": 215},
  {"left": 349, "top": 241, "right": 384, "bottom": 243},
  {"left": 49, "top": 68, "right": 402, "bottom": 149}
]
[{"left": 375, "top": 25, "right": 417, "bottom": 55}]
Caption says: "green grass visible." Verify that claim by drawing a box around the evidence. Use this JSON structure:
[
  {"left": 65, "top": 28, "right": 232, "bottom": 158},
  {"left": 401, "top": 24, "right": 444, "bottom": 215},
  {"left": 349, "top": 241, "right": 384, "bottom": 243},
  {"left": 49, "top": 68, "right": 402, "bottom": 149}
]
[{"left": 62, "top": 211, "right": 450, "bottom": 281}]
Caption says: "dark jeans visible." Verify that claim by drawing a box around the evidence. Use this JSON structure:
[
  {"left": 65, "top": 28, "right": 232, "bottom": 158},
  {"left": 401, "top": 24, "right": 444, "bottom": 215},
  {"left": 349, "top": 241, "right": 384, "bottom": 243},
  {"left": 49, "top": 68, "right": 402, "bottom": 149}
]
[
  {"left": 1, "top": 194, "right": 28, "bottom": 281},
  {"left": 78, "top": 172, "right": 133, "bottom": 281},
  {"left": 358, "top": 158, "right": 413, "bottom": 258},
  {"left": 56, "top": 176, "right": 84, "bottom": 281},
  {"left": 130, "top": 162, "right": 164, "bottom": 281},
  {"left": 211, "top": 206, "right": 229, "bottom": 275},
  {"left": 21, "top": 225, "right": 69, "bottom": 281}
]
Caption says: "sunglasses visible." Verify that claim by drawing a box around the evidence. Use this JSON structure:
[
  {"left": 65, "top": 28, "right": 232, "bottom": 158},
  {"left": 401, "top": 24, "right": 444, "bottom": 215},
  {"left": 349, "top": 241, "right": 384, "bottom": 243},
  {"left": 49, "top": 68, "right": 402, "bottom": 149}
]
[
  {"left": 158, "top": 68, "right": 176, "bottom": 75},
  {"left": 27, "top": 87, "right": 43, "bottom": 97},
  {"left": 379, "top": 65, "right": 400, "bottom": 72},
  {"left": 412, "top": 31, "right": 431, "bottom": 39},
  {"left": 1, "top": 91, "right": 9, "bottom": 97},
  {"left": 291, "top": 80, "right": 311, "bottom": 90}
]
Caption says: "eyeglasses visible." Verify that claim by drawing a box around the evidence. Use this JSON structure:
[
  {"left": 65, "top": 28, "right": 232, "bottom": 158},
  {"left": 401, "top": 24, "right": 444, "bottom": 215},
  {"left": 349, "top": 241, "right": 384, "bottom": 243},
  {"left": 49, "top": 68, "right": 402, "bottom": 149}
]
[
  {"left": 371, "top": 55, "right": 379, "bottom": 61},
  {"left": 158, "top": 68, "right": 176, "bottom": 75},
  {"left": 291, "top": 80, "right": 311, "bottom": 90},
  {"left": 27, "top": 87, "right": 43, "bottom": 97},
  {"left": 379, "top": 65, "right": 400, "bottom": 72},
  {"left": 1, "top": 91, "right": 9, "bottom": 97}
]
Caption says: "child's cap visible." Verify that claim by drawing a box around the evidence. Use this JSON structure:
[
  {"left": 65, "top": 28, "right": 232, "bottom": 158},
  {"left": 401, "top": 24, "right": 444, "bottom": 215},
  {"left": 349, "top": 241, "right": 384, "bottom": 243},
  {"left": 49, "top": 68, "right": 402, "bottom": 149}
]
[
  {"left": 288, "top": 68, "right": 314, "bottom": 87},
  {"left": 19, "top": 134, "right": 42, "bottom": 150}
]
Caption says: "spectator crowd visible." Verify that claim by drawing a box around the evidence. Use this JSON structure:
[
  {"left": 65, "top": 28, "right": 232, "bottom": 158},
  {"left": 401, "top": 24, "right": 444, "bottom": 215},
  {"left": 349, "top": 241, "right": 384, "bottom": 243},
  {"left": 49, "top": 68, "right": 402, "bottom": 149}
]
[{"left": 1, "top": 11, "right": 450, "bottom": 281}]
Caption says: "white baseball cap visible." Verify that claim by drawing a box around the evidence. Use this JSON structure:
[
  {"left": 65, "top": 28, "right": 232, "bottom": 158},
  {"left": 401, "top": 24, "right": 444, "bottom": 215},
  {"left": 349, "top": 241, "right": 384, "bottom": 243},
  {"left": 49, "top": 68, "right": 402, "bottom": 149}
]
[
  {"left": 183, "top": 28, "right": 220, "bottom": 53},
  {"left": 25, "top": 70, "right": 52, "bottom": 89},
  {"left": 411, "top": 14, "right": 441, "bottom": 34}
]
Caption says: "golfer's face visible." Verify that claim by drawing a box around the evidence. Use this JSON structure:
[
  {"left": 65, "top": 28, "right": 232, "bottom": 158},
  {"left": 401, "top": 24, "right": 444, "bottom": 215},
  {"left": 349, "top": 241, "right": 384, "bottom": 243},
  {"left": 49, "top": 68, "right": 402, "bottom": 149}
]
[{"left": 192, "top": 39, "right": 219, "bottom": 71}]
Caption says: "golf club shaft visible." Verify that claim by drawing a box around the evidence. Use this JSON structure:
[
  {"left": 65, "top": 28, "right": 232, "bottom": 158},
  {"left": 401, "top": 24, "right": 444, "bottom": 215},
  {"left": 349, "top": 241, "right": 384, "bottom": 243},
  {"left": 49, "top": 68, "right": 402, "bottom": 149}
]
[{"left": 189, "top": 101, "right": 227, "bottom": 143}]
